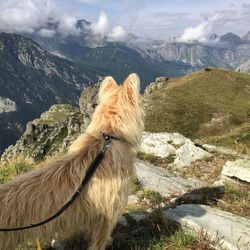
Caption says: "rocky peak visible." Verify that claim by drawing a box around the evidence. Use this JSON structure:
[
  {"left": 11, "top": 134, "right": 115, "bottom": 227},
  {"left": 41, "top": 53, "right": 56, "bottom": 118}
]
[
  {"left": 219, "top": 32, "right": 242, "bottom": 46},
  {"left": 0, "top": 97, "right": 17, "bottom": 114},
  {"left": 1, "top": 83, "right": 99, "bottom": 162},
  {"left": 144, "top": 76, "right": 170, "bottom": 95},
  {"left": 241, "top": 31, "right": 250, "bottom": 41}
]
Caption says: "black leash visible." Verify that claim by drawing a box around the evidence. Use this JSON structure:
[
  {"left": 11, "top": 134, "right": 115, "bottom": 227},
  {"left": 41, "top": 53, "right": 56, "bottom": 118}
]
[{"left": 0, "top": 133, "right": 119, "bottom": 232}]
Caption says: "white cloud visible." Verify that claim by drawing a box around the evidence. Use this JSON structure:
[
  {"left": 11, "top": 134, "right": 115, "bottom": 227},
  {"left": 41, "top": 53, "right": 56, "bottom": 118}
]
[
  {"left": 91, "top": 11, "right": 109, "bottom": 37},
  {"left": 0, "top": 0, "right": 81, "bottom": 36},
  {"left": 179, "top": 13, "right": 225, "bottom": 43},
  {"left": 90, "top": 11, "right": 126, "bottom": 41},
  {"left": 57, "top": 15, "right": 81, "bottom": 36},
  {"left": 37, "top": 28, "right": 56, "bottom": 37},
  {"left": 178, "top": 4, "right": 250, "bottom": 43},
  {"left": 108, "top": 26, "right": 126, "bottom": 41}
]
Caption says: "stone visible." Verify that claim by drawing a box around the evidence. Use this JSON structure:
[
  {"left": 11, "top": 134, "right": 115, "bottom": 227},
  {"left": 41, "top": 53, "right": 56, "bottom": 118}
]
[
  {"left": 221, "top": 159, "right": 250, "bottom": 183},
  {"left": 118, "top": 215, "right": 129, "bottom": 227},
  {"left": 140, "top": 132, "right": 190, "bottom": 158},
  {"left": 135, "top": 160, "right": 204, "bottom": 196},
  {"left": 128, "top": 211, "right": 148, "bottom": 223},
  {"left": 128, "top": 195, "right": 139, "bottom": 204},
  {"left": 0, "top": 97, "right": 17, "bottom": 113},
  {"left": 174, "top": 141, "right": 211, "bottom": 167},
  {"left": 202, "top": 144, "right": 247, "bottom": 159},
  {"left": 163, "top": 204, "right": 250, "bottom": 250}
]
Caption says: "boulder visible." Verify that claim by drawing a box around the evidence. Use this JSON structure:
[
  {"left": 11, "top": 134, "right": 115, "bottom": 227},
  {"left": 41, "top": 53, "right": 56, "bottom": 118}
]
[
  {"left": 174, "top": 141, "right": 211, "bottom": 167},
  {"left": 221, "top": 159, "right": 250, "bottom": 183},
  {"left": 164, "top": 204, "right": 250, "bottom": 250},
  {"left": 140, "top": 132, "right": 190, "bottom": 158},
  {"left": 135, "top": 160, "right": 204, "bottom": 196}
]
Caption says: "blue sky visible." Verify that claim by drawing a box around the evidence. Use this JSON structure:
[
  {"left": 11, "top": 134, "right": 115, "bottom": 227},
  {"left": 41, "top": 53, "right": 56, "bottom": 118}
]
[{"left": 0, "top": 0, "right": 249, "bottom": 40}]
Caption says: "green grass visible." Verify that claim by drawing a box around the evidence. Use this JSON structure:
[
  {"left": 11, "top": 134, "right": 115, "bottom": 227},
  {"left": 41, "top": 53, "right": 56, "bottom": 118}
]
[
  {"left": 215, "top": 182, "right": 250, "bottom": 218},
  {"left": 0, "top": 157, "right": 33, "bottom": 184},
  {"left": 144, "top": 68, "right": 250, "bottom": 142},
  {"left": 204, "top": 123, "right": 250, "bottom": 155}
]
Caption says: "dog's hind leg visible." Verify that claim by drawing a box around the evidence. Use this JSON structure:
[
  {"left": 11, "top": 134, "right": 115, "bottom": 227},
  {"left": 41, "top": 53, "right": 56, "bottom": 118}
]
[{"left": 87, "top": 217, "right": 113, "bottom": 250}]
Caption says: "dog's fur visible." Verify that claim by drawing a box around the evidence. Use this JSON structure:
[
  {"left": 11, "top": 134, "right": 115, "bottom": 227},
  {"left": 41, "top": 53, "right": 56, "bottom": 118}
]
[{"left": 0, "top": 73, "right": 144, "bottom": 250}]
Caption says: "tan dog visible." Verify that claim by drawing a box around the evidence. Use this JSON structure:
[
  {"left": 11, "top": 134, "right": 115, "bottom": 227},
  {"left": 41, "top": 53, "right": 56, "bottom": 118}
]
[{"left": 0, "top": 73, "right": 144, "bottom": 250}]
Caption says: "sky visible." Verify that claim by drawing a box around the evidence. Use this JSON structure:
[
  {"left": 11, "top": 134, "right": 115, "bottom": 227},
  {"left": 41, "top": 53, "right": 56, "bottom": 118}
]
[{"left": 0, "top": 0, "right": 250, "bottom": 41}]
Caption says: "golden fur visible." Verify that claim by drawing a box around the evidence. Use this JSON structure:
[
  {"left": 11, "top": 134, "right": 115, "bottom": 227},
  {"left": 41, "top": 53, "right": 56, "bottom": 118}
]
[{"left": 0, "top": 73, "right": 144, "bottom": 250}]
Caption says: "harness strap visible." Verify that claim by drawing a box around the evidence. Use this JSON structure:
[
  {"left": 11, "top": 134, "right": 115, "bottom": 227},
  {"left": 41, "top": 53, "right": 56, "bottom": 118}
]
[{"left": 0, "top": 133, "right": 116, "bottom": 232}]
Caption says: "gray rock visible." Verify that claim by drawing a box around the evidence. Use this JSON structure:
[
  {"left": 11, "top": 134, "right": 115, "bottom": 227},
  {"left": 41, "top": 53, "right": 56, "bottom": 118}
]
[
  {"left": 163, "top": 204, "right": 250, "bottom": 250},
  {"left": 174, "top": 141, "right": 211, "bottom": 167},
  {"left": 118, "top": 215, "right": 129, "bottom": 227},
  {"left": 128, "top": 195, "right": 139, "bottom": 204},
  {"left": 0, "top": 97, "right": 17, "bottom": 113},
  {"left": 79, "top": 83, "right": 99, "bottom": 130},
  {"left": 135, "top": 160, "right": 204, "bottom": 196},
  {"left": 221, "top": 159, "right": 250, "bottom": 183},
  {"left": 203, "top": 144, "right": 248, "bottom": 159},
  {"left": 140, "top": 132, "right": 190, "bottom": 158},
  {"left": 128, "top": 211, "right": 148, "bottom": 223}
]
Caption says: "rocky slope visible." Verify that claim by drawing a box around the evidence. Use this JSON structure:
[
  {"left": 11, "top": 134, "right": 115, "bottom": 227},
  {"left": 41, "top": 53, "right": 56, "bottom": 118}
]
[
  {"left": 236, "top": 59, "right": 250, "bottom": 73},
  {"left": 0, "top": 32, "right": 97, "bottom": 154},
  {"left": 1, "top": 84, "right": 99, "bottom": 162}
]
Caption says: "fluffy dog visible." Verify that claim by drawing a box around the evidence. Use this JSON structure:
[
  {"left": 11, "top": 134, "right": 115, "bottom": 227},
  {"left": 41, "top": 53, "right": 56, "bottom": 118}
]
[{"left": 0, "top": 73, "right": 144, "bottom": 250}]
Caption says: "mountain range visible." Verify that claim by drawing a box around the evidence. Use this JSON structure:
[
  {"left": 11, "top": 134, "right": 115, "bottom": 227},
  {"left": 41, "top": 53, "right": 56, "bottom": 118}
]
[{"left": 1, "top": 17, "right": 250, "bottom": 154}]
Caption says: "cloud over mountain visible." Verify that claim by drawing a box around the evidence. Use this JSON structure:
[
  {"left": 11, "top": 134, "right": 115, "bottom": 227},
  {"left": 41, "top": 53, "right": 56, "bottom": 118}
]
[
  {"left": 179, "top": 4, "right": 250, "bottom": 43},
  {"left": 0, "top": 0, "right": 126, "bottom": 41}
]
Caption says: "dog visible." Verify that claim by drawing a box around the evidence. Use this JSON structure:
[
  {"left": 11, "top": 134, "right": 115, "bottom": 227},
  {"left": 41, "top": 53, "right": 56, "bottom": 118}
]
[{"left": 0, "top": 73, "right": 144, "bottom": 250}]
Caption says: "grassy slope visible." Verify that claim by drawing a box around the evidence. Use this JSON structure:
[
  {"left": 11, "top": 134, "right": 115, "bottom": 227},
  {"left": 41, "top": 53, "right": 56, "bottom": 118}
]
[{"left": 144, "top": 68, "right": 250, "bottom": 142}]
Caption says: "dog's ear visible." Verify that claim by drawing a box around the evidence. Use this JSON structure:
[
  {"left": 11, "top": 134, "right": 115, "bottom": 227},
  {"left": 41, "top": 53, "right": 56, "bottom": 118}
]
[
  {"left": 123, "top": 73, "right": 140, "bottom": 103},
  {"left": 99, "top": 76, "right": 118, "bottom": 100}
]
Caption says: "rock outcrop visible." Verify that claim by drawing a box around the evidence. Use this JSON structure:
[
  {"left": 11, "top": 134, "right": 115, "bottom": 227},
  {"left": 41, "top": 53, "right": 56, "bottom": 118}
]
[
  {"left": 221, "top": 159, "right": 250, "bottom": 183},
  {"left": 0, "top": 97, "right": 17, "bottom": 113},
  {"left": 135, "top": 160, "right": 204, "bottom": 196},
  {"left": 140, "top": 132, "right": 211, "bottom": 167},
  {"left": 1, "top": 104, "right": 82, "bottom": 162},
  {"left": 164, "top": 204, "right": 250, "bottom": 250},
  {"left": 1, "top": 84, "right": 100, "bottom": 162}
]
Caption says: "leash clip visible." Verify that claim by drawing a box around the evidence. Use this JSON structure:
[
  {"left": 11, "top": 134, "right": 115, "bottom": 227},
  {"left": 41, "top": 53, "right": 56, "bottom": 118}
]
[{"left": 102, "top": 133, "right": 112, "bottom": 153}]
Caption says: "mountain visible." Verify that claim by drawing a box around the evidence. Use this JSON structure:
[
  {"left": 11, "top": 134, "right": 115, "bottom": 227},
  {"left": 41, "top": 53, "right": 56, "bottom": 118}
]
[
  {"left": 219, "top": 32, "right": 242, "bottom": 47},
  {"left": 236, "top": 60, "right": 250, "bottom": 73},
  {"left": 128, "top": 33, "right": 250, "bottom": 69},
  {"left": 242, "top": 31, "right": 250, "bottom": 41},
  {"left": 26, "top": 34, "right": 193, "bottom": 91},
  {"left": 0, "top": 32, "right": 97, "bottom": 154},
  {"left": 25, "top": 19, "right": 250, "bottom": 80},
  {"left": 144, "top": 68, "right": 250, "bottom": 141}
]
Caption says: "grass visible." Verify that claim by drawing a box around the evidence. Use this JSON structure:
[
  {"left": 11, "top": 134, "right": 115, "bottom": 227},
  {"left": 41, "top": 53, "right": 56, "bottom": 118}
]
[
  {"left": 215, "top": 182, "right": 250, "bottom": 218},
  {"left": 0, "top": 157, "right": 33, "bottom": 184},
  {"left": 203, "top": 123, "right": 250, "bottom": 155},
  {"left": 144, "top": 68, "right": 250, "bottom": 142},
  {"left": 111, "top": 189, "right": 218, "bottom": 250}
]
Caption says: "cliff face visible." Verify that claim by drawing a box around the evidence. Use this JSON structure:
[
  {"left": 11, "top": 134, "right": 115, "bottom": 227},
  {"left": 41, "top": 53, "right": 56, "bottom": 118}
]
[
  {"left": 1, "top": 84, "right": 99, "bottom": 162},
  {"left": 0, "top": 32, "right": 97, "bottom": 154}
]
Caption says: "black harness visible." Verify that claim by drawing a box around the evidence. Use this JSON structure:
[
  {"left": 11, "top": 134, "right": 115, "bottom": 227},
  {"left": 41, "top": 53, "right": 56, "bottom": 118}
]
[{"left": 0, "top": 133, "right": 123, "bottom": 232}]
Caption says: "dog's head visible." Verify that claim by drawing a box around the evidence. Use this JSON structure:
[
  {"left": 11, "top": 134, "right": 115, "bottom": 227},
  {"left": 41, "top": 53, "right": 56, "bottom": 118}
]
[{"left": 88, "top": 73, "right": 144, "bottom": 147}]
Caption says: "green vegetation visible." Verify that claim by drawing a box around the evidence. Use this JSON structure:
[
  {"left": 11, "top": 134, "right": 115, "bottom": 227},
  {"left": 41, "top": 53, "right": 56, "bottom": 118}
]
[
  {"left": 215, "top": 182, "right": 250, "bottom": 218},
  {"left": 0, "top": 157, "right": 33, "bottom": 184},
  {"left": 144, "top": 68, "right": 250, "bottom": 150},
  {"left": 204, "top": 123, "right": 250, "bottom": 155}
]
